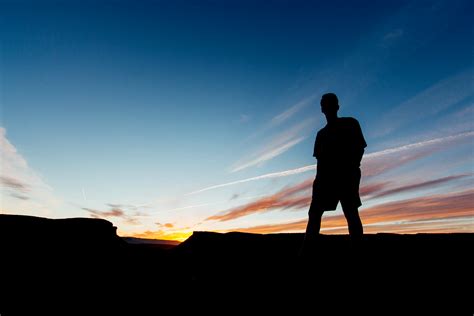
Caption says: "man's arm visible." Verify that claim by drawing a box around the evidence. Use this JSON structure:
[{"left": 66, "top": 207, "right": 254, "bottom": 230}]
[
  {"left": 353, "top": 118, "right": 367, "bottom": 165},
  {"left": 313, "top": 132, "right": 321, "bottom": 159}
]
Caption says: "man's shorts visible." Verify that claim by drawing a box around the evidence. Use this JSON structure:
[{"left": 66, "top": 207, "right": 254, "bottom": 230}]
[{"left": 310, "top": 168, "right": 362, "bottom": 212}]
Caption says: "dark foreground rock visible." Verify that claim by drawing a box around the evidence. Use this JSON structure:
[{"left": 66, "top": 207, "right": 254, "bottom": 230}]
[{"left": 1, "top": 215, "right": 472, "bottom": 313}]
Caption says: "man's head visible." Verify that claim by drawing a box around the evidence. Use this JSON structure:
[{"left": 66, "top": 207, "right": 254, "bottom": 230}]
[{"left": 320, "top": 93, "right": 339, "bottom": 117}]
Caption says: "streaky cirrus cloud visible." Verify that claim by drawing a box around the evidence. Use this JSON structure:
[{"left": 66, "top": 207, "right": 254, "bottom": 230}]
[
  {"left": 370, "top": 174, "right": 471, "bottom": 199},
  {"left": 83, "top": 207, "right": 125, "bottom": 217},
  {"left": 245, "top": 93, "right": 321, "bottom": 143},
  {"left": 270, "top": 93, "right": 319, "bottom": 127},
  {"left": 230, "top": 117, "right": 316, "bottom": 173},
  {"left": 231, "top": 137, "right": 305, "bottom": 173},
  {"left": 0, "top": 175, "right": 29, "bottom": 192},
  {"left": 83, "top": 206, "right": 142, "bottom": 225},
  {"left": 191, "top": 130, "right": 473, "bottom": 195},
  {"left": 362, "top": 131, "right": 474, "bottom": 177},
  {"left": 206, "top": 178, "right": 313, "bottom": 222},
  {"left": 0, "top": 127, "right": 62, "bottom": 215},
  {"left": 324, "top": 217, "right": 474, "bottom": 234},
  {"left": 372, "top": 69, "right": 473, "bottom": 137},
  {"left": 206, "top": 172, "right": 470, "bottom": 223},
  {"left": 357, "top": 189, "right": 474, "bottom": 226},
  {"left": 229, "top": 219, "right": 308, "bottom": 234},
  {"left": 359, "top": 181, "right": 391, "bottom": 197},
  {"left": 230, "top": 189, "right": 474, "bottom": 234}
]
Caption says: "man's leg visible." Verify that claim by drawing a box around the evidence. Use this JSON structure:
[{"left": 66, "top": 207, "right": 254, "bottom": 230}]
[
  {"left": 341, "top": 205, "right": 363, "bottom": 240},
  {"left": 305, "top": 203, "right": 325, "bottom": 241},
  {"left": 299, "top": 203, "right": 324, "bottom": 256}
]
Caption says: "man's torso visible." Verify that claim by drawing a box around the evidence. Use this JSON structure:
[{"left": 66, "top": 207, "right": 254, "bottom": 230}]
[{"left": 314, "top": 117, "right": 366, "bottom": 174}]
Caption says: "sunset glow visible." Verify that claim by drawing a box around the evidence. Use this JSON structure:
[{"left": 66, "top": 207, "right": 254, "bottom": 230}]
[{"left": 1, "top": 1, "right": 473, "bottom": 242}]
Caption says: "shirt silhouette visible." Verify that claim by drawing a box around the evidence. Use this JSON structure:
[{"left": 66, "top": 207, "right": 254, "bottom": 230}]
[{"left": 304, "top": 93, "right": 367, "bottom": 246}]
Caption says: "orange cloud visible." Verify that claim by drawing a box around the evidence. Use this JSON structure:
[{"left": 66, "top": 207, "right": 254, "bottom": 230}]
[
  {"left": 156, "top": 222, "right": 174, "bottom": 228},
  {"left": 229, "top": 189, "right": 474, "bottom": 234},
  {"left": 358, "top": 189, "right": 474, "bottom": 225},
  {"left": 231, "top": 219, "right": 307, "bottom": 234},
  {"left": 206, "top": 172, "right": 470, "bottom": 223},
  {"left": 323, "top": 217, "right": 474, "bottom": 234},
  {"left": 206, "top": 178, "right": 313, "bottom": 222}
]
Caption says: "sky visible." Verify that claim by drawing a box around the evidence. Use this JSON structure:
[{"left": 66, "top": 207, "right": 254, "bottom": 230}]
[{"left": 1, "top": 0, "right": 473, "bottom": 241}]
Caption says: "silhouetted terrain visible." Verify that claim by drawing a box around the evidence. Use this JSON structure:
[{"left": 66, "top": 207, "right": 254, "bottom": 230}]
[
  {"left": 1, "top": 215, "right": 472, "bottom": 313},
  {"left": 122, "top": 236, "right": 180, "bottom": 249}
]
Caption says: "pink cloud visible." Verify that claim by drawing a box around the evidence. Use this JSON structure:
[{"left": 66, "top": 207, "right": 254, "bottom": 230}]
[
  {"left": 206, "top": 173, "right": 471, "bottom": 223},
  {"left": 230, "top": 189, "right": 474, "bottom": 234}
]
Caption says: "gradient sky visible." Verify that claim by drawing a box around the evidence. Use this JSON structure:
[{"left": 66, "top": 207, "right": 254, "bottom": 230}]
[{"left": 1, "top": 0, "right": 473, "bottom": 241}]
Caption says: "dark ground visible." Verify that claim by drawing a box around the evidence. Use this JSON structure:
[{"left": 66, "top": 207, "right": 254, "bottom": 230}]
[{"left": 1, "top": 215, "right": 472, "bottom": 313}]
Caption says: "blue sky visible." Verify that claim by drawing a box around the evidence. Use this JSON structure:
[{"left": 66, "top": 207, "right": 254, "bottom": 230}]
[{"left": 1, "top": 0, "right": 473, "bottom": 240}]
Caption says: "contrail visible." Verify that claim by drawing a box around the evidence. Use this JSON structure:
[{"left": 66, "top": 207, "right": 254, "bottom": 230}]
[
  {"left": 187, "top": 164, "right": 317, "bottom": 195},
  {"left": 82, "top": 187, "right": 87, "bottom": 201},
  {"left": 187, "top": 130, "right": 474, "bottom": 195},
  {"left": 364, "top": 130, "right": 474, "bottom": 159}
]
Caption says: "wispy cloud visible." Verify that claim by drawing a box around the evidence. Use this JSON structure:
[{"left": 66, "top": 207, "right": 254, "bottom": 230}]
[
  {"left": 365, "top": 189, "right": 474, "bottom": 223},
  {"left": 231, "top": 137, "right": 305, "bottom": 173},
  {"left": 106, "top": 203, "right": 150, "bottom": 212},
  {"left": 230, "top": 189, "right": 474, "bottom": 234},
  {"left": 0, "top": 127, "right": 61, "bottom": 215},
  {"left": 233, "top": 93, "right": 320, "bottom": 172},
  {"left": 245, "top": 93, "right": 320, "bottom": 143},
  {"left": 151, "top": 194, "right": 269, "bottom": 215},
  {"left": 342, "top": 217, "right": 474, "bottom": 234},
  {"left": 270, "top": 94, "right": 319, "bottom": 127},
  {"left": 206, "top": 172, "right": 471, "bottom": 223},
  {"left": 0, "top": 176, "right": 29, "bottom": 192},
  {"left": 370, "top": 174, "right": 471, "bottom": 199},
  {"left": 383, "top": 28, "right": 403, "bottom": 41},
  {"left": 372, "top": 70, "right": 473, "bottom": 137},
  {"left": 230, "top": 118, "right": 316, "bottom": 173},
  {"left": 362, "top": 131, "right": 474, "bottom": 177},
  {"left": 156, "top": 222, "right": 174, "bottom": 228},
  {"left": 83, "top": 206, "right": 142, "bottom": 225},
  {"left": 191, "top": 131, "right": 473, "bottom": 195},
  {"left": 83, "top": 207, "right": 125, "bottom": 217},
  {"left": 237, "top": 114, "right": 251, "bottom": 124},
  {"left": 10, "top": 193, "right": 30, "bottom": 200},
  {"left": 231, "top": 219, "right": 307, "bottom": 234},
  {"left": 206, "top": 178, "right": 313, "bottom": 222}
]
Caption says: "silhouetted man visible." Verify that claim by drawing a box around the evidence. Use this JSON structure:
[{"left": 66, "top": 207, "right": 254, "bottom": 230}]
[{"left": 304, "top": 93, "right": 366, "bottom": 246}]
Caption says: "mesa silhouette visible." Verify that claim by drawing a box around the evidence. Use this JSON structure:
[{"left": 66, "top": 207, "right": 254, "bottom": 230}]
[{"left": 1, "top": 214, "right": 472, "bottom": 312}]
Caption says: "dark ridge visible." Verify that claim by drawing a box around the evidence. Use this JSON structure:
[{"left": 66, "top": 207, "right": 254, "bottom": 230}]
[
  {"left": 0, "top": 214, "right": 124, "bottom": 248},
  {"left": 1, "top": 215, "right": 472, "bottom": 312},
  {"left": 122, "top": 236, "right": 180, "bottom": 246}
]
